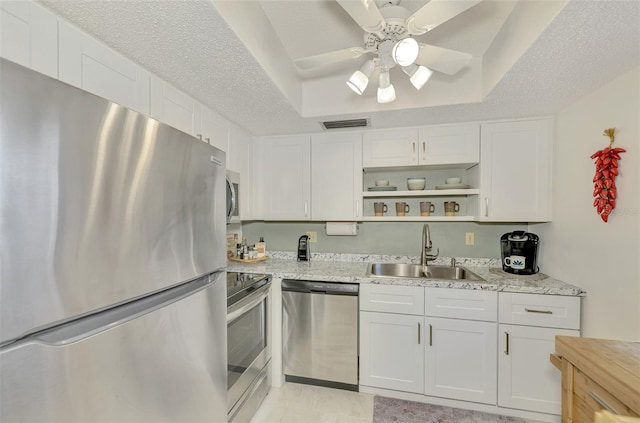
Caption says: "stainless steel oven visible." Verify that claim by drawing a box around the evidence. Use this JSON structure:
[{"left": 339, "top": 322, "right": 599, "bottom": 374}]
[{"left": 227, "top": 272, "right": 271, "bottom": 423}]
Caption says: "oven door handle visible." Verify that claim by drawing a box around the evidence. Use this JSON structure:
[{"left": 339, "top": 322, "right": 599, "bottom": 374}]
[{"left": 227, "top": 283, "right": 271, "bottom": 323}]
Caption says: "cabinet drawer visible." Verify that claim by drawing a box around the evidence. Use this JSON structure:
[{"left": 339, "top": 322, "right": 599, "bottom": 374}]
[
  {"left": 425, "top": 288, "right": 497, "bottom": 321},
  {"left": 360, "top": 284, "right": 424, "bottom": 315},
  {"left": 499, "top": 293, "right": 580, "bottom": 329},
  {"left": 573, "top": 368, "right": 639, "bottom": 419}
]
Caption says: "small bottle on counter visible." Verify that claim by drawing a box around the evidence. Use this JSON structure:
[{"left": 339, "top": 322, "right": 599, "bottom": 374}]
[
  {"left": 236, "top": 243, "right": 242, "bottom": 258},
  {"left": 255, "top": 237, "right": 266, "bottom": 258}
]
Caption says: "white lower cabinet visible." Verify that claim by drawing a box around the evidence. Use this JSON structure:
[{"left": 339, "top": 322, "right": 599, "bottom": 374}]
[
  {"left": 360, "top": 311, "right": 424, "bottom": 394},
  {"left": 360, "top": 285, "right": 582, "bottom": 420},
  {"left": 497, "top": 292, "right": 581, "bottom": 416},
  {"left": 498, "top": 324, "right": 579, "bottom": 415},
  {"left": 425, "top": 317, "right": 497, "bottom": 404}
]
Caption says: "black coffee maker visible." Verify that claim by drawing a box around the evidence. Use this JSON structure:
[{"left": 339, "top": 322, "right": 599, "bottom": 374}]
[
  {"left": 500, "top": 231, "right": 540, "bottom": 275},
  {"left": 297, "top": 235, "right": 310, "bottom": 261}
]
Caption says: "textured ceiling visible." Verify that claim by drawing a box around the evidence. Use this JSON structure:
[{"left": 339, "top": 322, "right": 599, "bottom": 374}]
[{"left": 39, "top": 0, "right": 639, "bottom": 136}]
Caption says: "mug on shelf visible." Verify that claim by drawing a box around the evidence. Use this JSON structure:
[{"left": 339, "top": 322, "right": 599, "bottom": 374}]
[
  {"left": 444, "top": 201, "right": 460, "bottom": 216},
  {"left": 374, "top": 202, "right": 388, "bottom": 216},
  {"left": 420, "top": 201, "right": 435, "bottom": 216},
  {"left": 395, "top": 202, "right": 410, "bottom": 216}
]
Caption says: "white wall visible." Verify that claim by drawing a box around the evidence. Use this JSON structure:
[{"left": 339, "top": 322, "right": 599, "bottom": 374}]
[{"left": 534, "top": 67, "right": 639, "bottom": 341}]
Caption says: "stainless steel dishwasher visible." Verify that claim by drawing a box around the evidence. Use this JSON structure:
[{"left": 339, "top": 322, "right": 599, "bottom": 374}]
[{"left": 281, "top": 279, "right": 359, "bottom": 391}]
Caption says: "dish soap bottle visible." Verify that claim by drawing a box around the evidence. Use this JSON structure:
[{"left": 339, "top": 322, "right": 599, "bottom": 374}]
[{"left": 255, "top": 237, "right": 266, "bottom": 258}]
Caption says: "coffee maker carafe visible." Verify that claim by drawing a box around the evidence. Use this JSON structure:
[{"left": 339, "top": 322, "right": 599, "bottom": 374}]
[{"left": 500, "top": 231, "right": 540, "bottom": 275}]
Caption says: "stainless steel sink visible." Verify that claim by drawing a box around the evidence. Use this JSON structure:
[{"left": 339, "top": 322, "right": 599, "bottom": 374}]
[{"left": 367, "top": 263, "right": 482, "bottom": 281}]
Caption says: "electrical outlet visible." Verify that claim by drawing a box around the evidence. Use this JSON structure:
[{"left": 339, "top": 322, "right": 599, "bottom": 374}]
[
  {"left": 306, "top": 231, "right": 317, "bottom": 243},
  {"left": 465, "top": 232, "right": 475, "bottom": 246}
]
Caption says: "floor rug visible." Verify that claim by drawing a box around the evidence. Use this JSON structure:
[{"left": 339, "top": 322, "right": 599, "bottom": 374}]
[{"left": 373, "top": 396, "right": 526, "bottom": 423}]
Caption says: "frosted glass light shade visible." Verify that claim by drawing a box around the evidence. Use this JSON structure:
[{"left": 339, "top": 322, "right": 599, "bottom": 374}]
[
  {"left": 377, "top": 71, "right": 396, "bottom": 103},
  {"left": 392, "top": 38, "right": 419, "bottom": 67},
  {"left": 346, "top": 59, "right": 376, "bottom": 95},
  {"left": 346, "top": 70, "right": 368, "bottom": 95},
  {"left": 402, "top": 64, "right": 433, "bottom": 90},
  {"left": 410, "top": 66, "right": 433, "bottom": 90}
]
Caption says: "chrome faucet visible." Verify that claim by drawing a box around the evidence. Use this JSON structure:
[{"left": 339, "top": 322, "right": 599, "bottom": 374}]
[{"left": 421, "top": 224, "right": 439, "bottom": 266}]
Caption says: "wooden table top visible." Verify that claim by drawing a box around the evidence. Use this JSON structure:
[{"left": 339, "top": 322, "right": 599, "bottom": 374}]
[{"left": 556, "top": 336, "right": 640, "bottom": 415}]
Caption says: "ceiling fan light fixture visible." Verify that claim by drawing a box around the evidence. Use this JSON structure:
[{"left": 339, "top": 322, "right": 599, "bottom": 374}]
[
  {"left": 377, "top": 71, "right": 396, "bottom": 103},
  {"left": 410, "top": 65, "right": 433, "bottom": 90},
  {"left": 346, "top": 59, "right": 376, "bottom": 95},
  {"left": 392, "top": 37, "right": 419, "bottom": 67}
]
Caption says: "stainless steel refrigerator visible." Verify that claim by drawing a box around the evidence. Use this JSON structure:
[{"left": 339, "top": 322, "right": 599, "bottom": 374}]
[{"left": 0, "top": 58, "right": 228, "bottom": 422}]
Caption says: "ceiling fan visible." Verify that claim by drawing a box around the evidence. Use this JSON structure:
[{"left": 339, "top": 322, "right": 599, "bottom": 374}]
[{"left": 294, "top": 0, "right": 481, "bottom": 103}]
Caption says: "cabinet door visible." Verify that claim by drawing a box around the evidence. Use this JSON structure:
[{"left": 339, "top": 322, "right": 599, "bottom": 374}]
[
  {"left": 479, "top": 119, "right": 552, "bottom": 222},
  {"left": 425, "top": 318, "right": 497, "bottom": 404},
  {"left": 262, "top": 135, "right": 311, "bottom": 220},
  {"left": 498, "top": 324, "right": 579, "bottom": 415},
  {"left": 0, "top": 1, "right": 58, "bottom": 78},
  {"left": 202, "top": 105, "right": 229, "bottom": 152},
  {"left": 149, "top": 75, "right": 196, "bottom": 135},
  {"left": 311, "top": 133, "right": 362, "bottom": 220},
  {"left": 228, "top": 123, "right": 250, "bottom": 220},
  {"left": 59, "top": 22, "right": 150, "bottom": 115},
  {"left": 360, "top": 312, "right": 424, "bottom": 393},
  {"left": 362, "top": 128, "right": 418, "bottom": 168},
  {"left": 418, "top": 124, "right": 480, "bottom": 165}
]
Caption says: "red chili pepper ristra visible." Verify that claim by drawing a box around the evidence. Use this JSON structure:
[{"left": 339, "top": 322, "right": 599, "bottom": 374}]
[{"left": 592, "top": 128, "right": 625, "bottom": 222}]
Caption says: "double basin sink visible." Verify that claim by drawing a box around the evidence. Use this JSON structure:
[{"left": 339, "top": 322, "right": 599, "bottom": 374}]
[{"left": 367, "top": 263, "right": 482, "bottom": 281}]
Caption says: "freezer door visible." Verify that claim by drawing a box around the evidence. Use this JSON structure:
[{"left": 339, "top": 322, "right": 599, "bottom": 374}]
[
  {"left": 0, "top": 59, "right": 226, "bottom": 343},
  {"left": 0, "top": 272, "right": 226, "bottom": 422}
]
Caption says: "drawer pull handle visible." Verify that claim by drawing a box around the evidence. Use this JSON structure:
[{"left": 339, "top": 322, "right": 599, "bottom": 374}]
[
  {"left": 588, "top": 391, "right": 619, "bottom": 415},
  {"left": 418, "top": 323, "right": 421, "bottom": 345},
  {"left": 504, "top": 331, "right": 510, "bottom": 355},
  {"left": 429, "top": 324, "right": 433, "bottom": 346},
  {"left": 525, "top": 308, "right": 553, "bottom": 314}
]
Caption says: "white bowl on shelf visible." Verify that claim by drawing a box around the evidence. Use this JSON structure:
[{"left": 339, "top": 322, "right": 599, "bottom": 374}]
[
  {"left": 446, "top": 177, "right": 462, "bottom": 184},
  {"left": 375, "top": 179, "right": 390, "bottom": 187},
  {"left": 407, "top": 177, "right": 426, "bottom": 190}
]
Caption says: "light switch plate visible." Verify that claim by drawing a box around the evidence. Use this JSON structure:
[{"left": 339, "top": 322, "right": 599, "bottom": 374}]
[
  {"left": 306, "top": 231, "right": 317, "bottom": 243},
  {"left": 465, "top": 232, "right": 475, "bottom": 246}
]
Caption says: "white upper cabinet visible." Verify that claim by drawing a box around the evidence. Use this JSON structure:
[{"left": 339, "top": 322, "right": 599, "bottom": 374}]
[
  {"left": 59, "top": 21, "right": 150, "bottom": 115},
  {"left": 0, "top": 1, "right": 58, "bottom": 79},
  {"left": 418, "top": 124, "right": 479, "bottom": 165},
  {"left": 311, "top": 133, "right": 363, "bottom": 221},
  {"left": 363, "top": 128, "right": 419, "bottom": 168},
  {"left": 202, "top": 106, "right": 229, "bottom": 153},
  {"left": 479, "top": 118, "right": 552, "bottom": 222},
  {"left": 149, "top": 76, "right": 197, "bottom": 135},
  {"left": 363, "top": 124, "right": 480, "bottom": 169},
  {"left": 259, "top": 135, "right": 311, "bottom": 220}
]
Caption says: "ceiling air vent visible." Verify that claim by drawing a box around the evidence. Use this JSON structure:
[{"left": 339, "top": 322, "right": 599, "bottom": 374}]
[{"left": 321, "top": 118, "right": 369, "bottom": 130}]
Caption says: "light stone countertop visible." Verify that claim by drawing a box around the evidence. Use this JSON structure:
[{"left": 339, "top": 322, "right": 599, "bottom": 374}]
[{"left": 227, "top": 252, "right": 586, "bottom": 297}]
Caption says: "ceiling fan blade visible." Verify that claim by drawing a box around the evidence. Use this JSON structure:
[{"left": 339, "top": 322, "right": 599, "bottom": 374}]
[
  {"left": 294, "top": 47, "right": 368, "bottom": 70},
  {"left": 415, "top": 44, "right": 472, "bottom": 75},
  {"left": 336, "top": 0, "right": 386, "bottom": 34},
  {"left": 407, "top": 0, "right": 482, "bottom": 35}
]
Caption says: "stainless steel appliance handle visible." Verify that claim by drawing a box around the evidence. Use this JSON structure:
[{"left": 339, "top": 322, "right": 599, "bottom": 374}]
[
  {"left": 588, "top": 392, "right": 619, "bottom": 414},
  {"left": 227, "top": 283, "right": 271, "bottom": 323},
  {"left": 525, "top": 308, "right": 553, "bottom": 314},
  {"left": 504, "top": 331, "right": 510, "bottom": 355},
  {"left": 227, "top": 176, "right": 236, "bottom": 224},
  {"left": 1, "top": 272, "right": 221, "bottom": 353}
]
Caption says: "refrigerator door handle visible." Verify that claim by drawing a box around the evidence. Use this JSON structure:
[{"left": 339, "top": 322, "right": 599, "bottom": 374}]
[{"left": 2, "top": 271, "right": 223, "bottom": 352}]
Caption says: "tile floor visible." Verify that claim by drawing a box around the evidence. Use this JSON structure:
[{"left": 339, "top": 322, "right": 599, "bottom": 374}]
[
  {"left": 250, "top": 382, "right": 373, "bottom": 423},
  {"left": 249, "top": 382, "right": 545, "bottom": 423}
]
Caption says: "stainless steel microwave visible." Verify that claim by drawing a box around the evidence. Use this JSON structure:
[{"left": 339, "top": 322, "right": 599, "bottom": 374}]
[{"left": 226, "top": 170, "right": 240, "bottom": 224}]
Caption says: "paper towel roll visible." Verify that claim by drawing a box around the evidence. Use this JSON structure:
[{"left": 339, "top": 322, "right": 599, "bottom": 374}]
[{"left": 325, "top": 222, "right": 357, "bottom": 236}]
